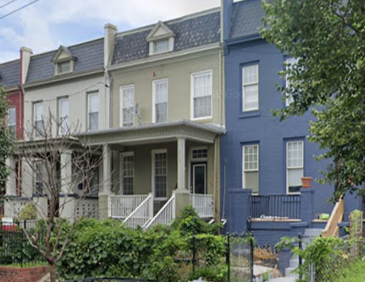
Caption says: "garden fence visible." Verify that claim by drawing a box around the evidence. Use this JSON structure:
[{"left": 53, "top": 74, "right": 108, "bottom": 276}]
[
  {"left": 0, "top": 221, "right": 46, "bottom": 267},
  {"left": 61, "top": 279, "right": 159, "bottom": 282}
]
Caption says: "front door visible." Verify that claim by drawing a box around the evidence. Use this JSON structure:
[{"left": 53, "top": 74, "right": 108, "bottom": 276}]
[{"left": 191, "top": 163, "right": 207, "bottom": 194}]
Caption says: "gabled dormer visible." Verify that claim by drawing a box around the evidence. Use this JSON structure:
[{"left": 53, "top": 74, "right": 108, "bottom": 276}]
[
  {"left": 146, "top": 21, "right": 175, "bottom": 56},
  {"left": 52, "top": 45, "right": 77, "bottom": 75}
]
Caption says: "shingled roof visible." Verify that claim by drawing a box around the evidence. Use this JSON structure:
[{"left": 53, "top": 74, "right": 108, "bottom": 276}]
[
  {"left": 230, "top": 0, "right": 265, "bottom": 40},
  {"left": 0, "top": 60, "right": 20, "bottom": 89},
  {"left": 26, "top": 38, "right": 104, "bottom": 84},
  {"left": 112, "top": 9, "right": 221, "bottom": 65}
]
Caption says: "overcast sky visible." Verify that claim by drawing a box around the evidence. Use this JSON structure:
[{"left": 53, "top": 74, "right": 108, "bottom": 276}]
[{"left": 0, "top": 0, "right": 220, "bottom": 63}]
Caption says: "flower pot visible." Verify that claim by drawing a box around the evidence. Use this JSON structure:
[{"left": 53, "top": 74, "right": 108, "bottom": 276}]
[{"left": 301, "top": 177, "right": 312, "bottom": 188}]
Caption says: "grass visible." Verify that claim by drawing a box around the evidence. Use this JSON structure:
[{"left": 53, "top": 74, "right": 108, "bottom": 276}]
[
  {"left": 0, "top": 261, "right": 48, "bottom": 268},
  {"left": 332, "top": 259, "right": 365, "bottom": 282}
]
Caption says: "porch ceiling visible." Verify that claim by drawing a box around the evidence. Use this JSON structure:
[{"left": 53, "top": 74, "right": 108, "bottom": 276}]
[{"left": 80, "top": 119, "right": 225, "bottom": 146}]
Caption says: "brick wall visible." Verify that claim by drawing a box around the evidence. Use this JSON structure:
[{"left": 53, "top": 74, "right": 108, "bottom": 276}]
[{"left": 0, "top": 265, "right": 51, "bottom": 282}]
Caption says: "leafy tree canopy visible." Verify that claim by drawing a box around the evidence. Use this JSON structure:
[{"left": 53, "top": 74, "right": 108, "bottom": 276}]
[{"left": 261, "top": 0, "right": 365, "bottom": 200}]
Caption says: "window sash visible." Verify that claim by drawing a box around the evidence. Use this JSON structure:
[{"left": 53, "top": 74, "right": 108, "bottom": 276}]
[
  {"left": 154, "top": 152, "right": 167, "bottom": 199},
  {"left": 154, "top": 39, "right": 169, "bottom": 54},
  {"left": 121, "top": 85, "right": 134, "bottom": 127},
  {"left": 58, "top": 61, "right": 70, "bottom": 73},
  {"left": 34, "top": 102, "right": 43, "bottom": 138},
  {"left": 8, "top": 107, "right": 16, "bottom": 136},
  {"left": 88, "top": 93, "right": 99, "bottom": 130},
  {"left": 286, "top": 57, "right": 299, "bottom": 106},
  {"left": 121, "top": 154, "right": 134, "bottom": 195},
  {"left": 243, "top": 145, "right": 259, "bottom": 193},
  {"left": 242, "top": 64, "right": 259, "bottom": 111},
  {"left": 192, "top": 71, "right": 212, "bottom": 119},
  {"left": 59, "top": 98, "right": 69, "bottom": 134},
  {"left": 286, "top": 141, "right": 304, "bottom": 193},
  {"left": 153, "top": 80, "right": 168, "bottom": 123},
  {"left": 34, "top": 161, "right": 44, "bottom": 195}
]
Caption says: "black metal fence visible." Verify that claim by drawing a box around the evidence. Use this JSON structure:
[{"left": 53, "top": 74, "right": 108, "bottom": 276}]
[
  {"left": 250, "top": 195, "right": 301, "bottom": 219},
  {"left": 0, "top": 221, "right": 46, "bottom": 267}
]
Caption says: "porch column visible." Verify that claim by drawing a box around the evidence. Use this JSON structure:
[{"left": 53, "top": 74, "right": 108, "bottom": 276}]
[
  {"left": 5, "top": 156, "right": 16, "bottom": 196},
  {"left": 60, "top": 150, "right": 72, "bottom": 194},
  {"left": 177, "top": 138, "right": 186, "bottom": 191},
  {"left": 99, "top": 144, "right": 112, "bottom": 220}
]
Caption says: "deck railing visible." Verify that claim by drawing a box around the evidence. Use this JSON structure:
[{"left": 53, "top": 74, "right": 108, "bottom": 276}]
[
  {"left": 123, "top": 193, "right": 153, "bottom": 229},
  {"left": 108, "top": 194, "right": 148, "bottom": 219},
  {"left": 250, "top": 194, "right": 301, "bottom": 219},
  {"left": 322, "top": 198, "right": 344, "bottom": 238},
  {"left": 144, "top": 194, "right": 176, "bottom": 229},
  {"left": 191, "top": 194, "right": 214, "bottom": 218}
]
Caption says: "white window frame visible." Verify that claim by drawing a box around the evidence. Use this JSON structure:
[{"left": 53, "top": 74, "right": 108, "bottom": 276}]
[
  {"left": 33, "top": 101, "right": 43, "bottom": 138},
  {"left": 120, "top": 152, "right": 134, "bottom": 195},
  {"left": 152, "top": 78, "right": 168, "bottom": 123},
  {"left": 120, "top": 84, "right": 134, "bottom": 127},
  {"left": 190, "top": 70, "right": 213, "bottom": 120},
  {"left": 151, "top": 149, "right": 168, "bottom": 200},
  {"left": 34, "top": 160, "right": 45, "bottom": 195},
  {"left": 58, "top": 97, "right": 69, "bottom": 135},
  {"left": 285, "top": 57, "right": 299, "bottom": 106},
  {"left": 190, "top": 147, "right": 208, "bottom": 162},
  {"left": 7, "top": 107, "right": 16, "bottom": 137},
  {"left": 286, "top": 140, "right": 304, "bottom": 194},
  {"left": 242, "top": 144, "right": 259, "bottom": 194},
  {"left": 87, "top": 92, "right": 99, "bottom": 131},
  {"left": 242, "top": 64, "right": 259, "bottom": 112}
]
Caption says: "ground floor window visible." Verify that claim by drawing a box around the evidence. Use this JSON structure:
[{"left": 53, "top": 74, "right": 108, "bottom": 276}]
[
  {"left": 153, "top": 150, "right": 167, "bottom": 199},
  {"left": 120, "top": 152, "right": 134, "bottom": 195},
  {"left": 286, "top": 140, "right": 304, "bottom": 194},
  {"left": 242, "top": 144, "right": 259, "bottom": 193}
]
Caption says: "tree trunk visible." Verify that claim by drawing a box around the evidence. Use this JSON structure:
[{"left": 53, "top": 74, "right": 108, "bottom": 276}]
[{"left": 50, "top": 263, "right": 57, "bottom": 282}]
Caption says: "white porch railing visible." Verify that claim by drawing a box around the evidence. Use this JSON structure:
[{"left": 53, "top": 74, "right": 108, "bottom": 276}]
[
  {"left": 191, "top": 194, "right": 214, "bottom": 218},
  {"left": 144, "top": 194, "right": 176, "bottom": 229},
  {"left": 108, "top": 194, "right": 148, "bottom": 219},
  {"left": 123, "top": 193, "right": 153, "bottom": 229}
]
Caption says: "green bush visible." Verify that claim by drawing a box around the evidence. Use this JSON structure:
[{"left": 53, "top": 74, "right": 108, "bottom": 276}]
[{"left": 19, "top": 203, "right": 36, "bottom": 220}]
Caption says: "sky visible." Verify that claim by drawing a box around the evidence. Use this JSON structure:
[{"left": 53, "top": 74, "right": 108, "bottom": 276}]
[{"left": 0, "top": 0, "right": 220, "bottom": 63}]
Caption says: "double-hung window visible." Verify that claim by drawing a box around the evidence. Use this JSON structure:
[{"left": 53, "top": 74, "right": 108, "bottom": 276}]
[
  {"left": 7, "top": 107, "right": 16, "bottom": 137},
  {"left": 242, "top": 145, "right": 259, "bottom": 193},
  {"left": 120, "top": 152, "right": 134, "bottom": 195},
  {"left": 34, "top": 102, "right": 43, "bottom": 138},
  {"left": 154, "top": 39, "right": 169, "bottom": 54},
  {"left": 120, "top": 85, "right": 134, "bottom": 127},
  {"left": 153, "top": 79, "right": 168, "bottom": 123},
  {"left": 242, "top": 64, "right": 259, "bottom": 111},
  {"left": 286, "top": 141, "right": 304, "bottom": 194},
  {"left": 153, "top": 150, "right": 167, "bottom": 199},
  {"left": 58, "top": 97, "right": 69, "bottom": 134},
  {"left": 34, "top": 161, "right": 44, "bottom": 195},
  {"left": 191, "top": 70, "right": 212, "bottom": 120},
  {"left": 285, "top": 57, "right": 298, "bottom": 106},
  {"left": 88, "top": 92, "right": 99, "bottom": 130}
]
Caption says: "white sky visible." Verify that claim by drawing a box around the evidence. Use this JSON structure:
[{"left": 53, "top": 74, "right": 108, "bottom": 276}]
[{"left": 0, "top": 0, "right": 220, "bottom": 63}]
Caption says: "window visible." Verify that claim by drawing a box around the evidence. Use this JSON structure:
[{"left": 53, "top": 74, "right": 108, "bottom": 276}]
[
  {"left": 34, "top": 161, "right": 44, "bottom": 195},
  {"left": 120, "top": 85, "right": 134, "bottom": 127},
  {"left": 285, "top": 57, "right": 299, "bottom": 106},
  {"left": 287, "top": 141, "right": 304, "bottom": 194},
  {"left": 34, "top": 102, "right": 43, "bottom": 138},
  {"left": 191, "top": 70, "right": 212, "bottom": 119},
  {"left": 88, "top": 92, "right": 99, "bottom": 130},
  {"left": 7, "top": 107, "right": 16, "bottom": 137},
  {"left": 153, "top": 79, "right": 168, "bottom": 123},
  {"left": 191, "top": 148, "right": 208, "bottom": 160},
  {"left": 154, "top": 39, "right": 169, "bottom": 54},
  {"left": 58, "top": 61, "right": 71, "bottom": 74},
  {"left": 58, "top": 97, "right": 69, "bottom": 134},
  {"left": 120, "top": 153, "right": 134, "bottom": 195},
  {"left": 242, "top": 145, "right": 259, "bottom": 193},
  {"left": 153, "top": 150, "right": 167, "bottom": 199},
  {"left": 242, "top": 64, "right": 259, "bottom": 111}
]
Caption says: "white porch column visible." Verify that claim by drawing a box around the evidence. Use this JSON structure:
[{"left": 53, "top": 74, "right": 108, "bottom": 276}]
[
  {"left": 177, "top": 138, "right": 186, "bottom": 191},
  {"left": 102, "top": 144, "right": 112, "bottom": 194},
  {"left": 60, "top": 150, "right": 72, "bottom": 194},
  {"left": 5, "top": 156, "right": 16, "bottom": 196}
]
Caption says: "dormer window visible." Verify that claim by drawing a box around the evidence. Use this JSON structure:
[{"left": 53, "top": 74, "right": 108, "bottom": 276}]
[
  {"left": 147, "top": 21, "right": 175, "bottom": 56},
  {"left": 52, "top": 45, "right": 76, "bottom": 75}
]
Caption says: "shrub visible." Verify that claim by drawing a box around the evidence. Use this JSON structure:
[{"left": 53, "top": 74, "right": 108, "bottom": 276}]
[{"left": 19, "top": 203, "right": 36, "bottom": 220}]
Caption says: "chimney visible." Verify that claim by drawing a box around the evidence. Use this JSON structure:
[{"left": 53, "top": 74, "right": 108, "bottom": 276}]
[
  {"left": 221, "top": 0, "right": 234, "bottom": 41},
  {"left": 104, "top": 23, "right": 117, "bottom": 67},
  {"left": 20, "top": 46, "right": 32, "bottom": 84}
]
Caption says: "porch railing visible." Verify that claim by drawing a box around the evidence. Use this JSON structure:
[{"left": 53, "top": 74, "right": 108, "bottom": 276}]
[
  {"left": 250, "top": 195, "right": 301, "bottom": 219},
  {"left": 108, "top": 194, "right": 148, "bottom": 219},
  {"left": 191, "top": 194, "right": 214, "bottom": 218},
  {"left": 144, "top": 194, "right": 176, "bottom": 229},
  {"left": 322, "top": 197, "right": 344, "bottom": 238},
  {"left": 123, "top": 193, "right": 153, "bottom": 229}
]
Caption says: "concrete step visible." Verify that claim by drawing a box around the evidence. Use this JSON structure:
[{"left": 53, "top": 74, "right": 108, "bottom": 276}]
[
  {"left": 285, "top": 267, "right": 299, "bottom": 277},
  {"left": 289, "top": 258, "right": 299, "bottom": 268},
  {"left": 304, "top": 228, "right": 323, "bottom": 237},
  {"left": 268, "top": 277, "right": 297, "bottom": 282}
]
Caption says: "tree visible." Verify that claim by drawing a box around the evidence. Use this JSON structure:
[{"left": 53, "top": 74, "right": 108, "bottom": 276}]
[
  {"left": 6, "top": 112, "right": 103, "bottom": 282},
  {"left": 0, "top": 86, "right": 13, "bottom": 210},
  {"left": 261, "top": 0, "right": 365, "bottom": 200}
]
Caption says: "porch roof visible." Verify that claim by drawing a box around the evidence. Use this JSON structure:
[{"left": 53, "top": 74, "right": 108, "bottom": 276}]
[{"left": 80, "top": 120, "right": 225, "bottom": 146}]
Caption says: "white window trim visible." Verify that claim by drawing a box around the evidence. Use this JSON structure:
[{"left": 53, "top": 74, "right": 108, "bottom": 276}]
[
  {"left": 242, "top": 144, "right": 259, "bottom": 194},
  {"left": 149, "top": 37, "right": 174, "bottom": 56},
  {"left": 87, "top": 92, "right": 99, "bottom": 131},
  {"left": 7, "top": 107, "right": 16, "bottom": 134},
  {"left": 285, "top": 57, "right": 299, "bottom": 107},
  {"left": 120, "top": 152, "right": 134, "bottom": 195},
  {"left": 190, "top": 147, "right": 208, "bottom": 162},
  {"left": 242, "top": 64, "right": 259, "bottom": 112},
  {"left": 120, "top": 84, "right": 134, "bottom": 127},
  {"left": 152, "top": 78, "right": 168, "bottom": 123},
  {"left": 33, "top": 101, "right": 43, "bottom": 139},
  {"left": 192, "top": 163, "right": 207, "bottom": 195},
  {"left": 190, "top": 70, "right": 213, "bottom": 121},
  {"left": 58, "top": 96, "right": 69, "bottom": 135},
  {"left": 286, "top": 140, "right": 304, "bottom": 195},
  {"left": 151, "top": 149, "right": 168, "bottom": 200}
]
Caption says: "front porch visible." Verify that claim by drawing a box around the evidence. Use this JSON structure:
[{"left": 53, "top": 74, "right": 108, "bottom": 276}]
[{"left": 83, "top": 120, "right": 224, "bottom": 227}]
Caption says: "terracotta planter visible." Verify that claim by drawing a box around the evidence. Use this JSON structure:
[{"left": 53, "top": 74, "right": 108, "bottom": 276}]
[{"left": 301, "top": 177, "right": 313, "bottom": 188}]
